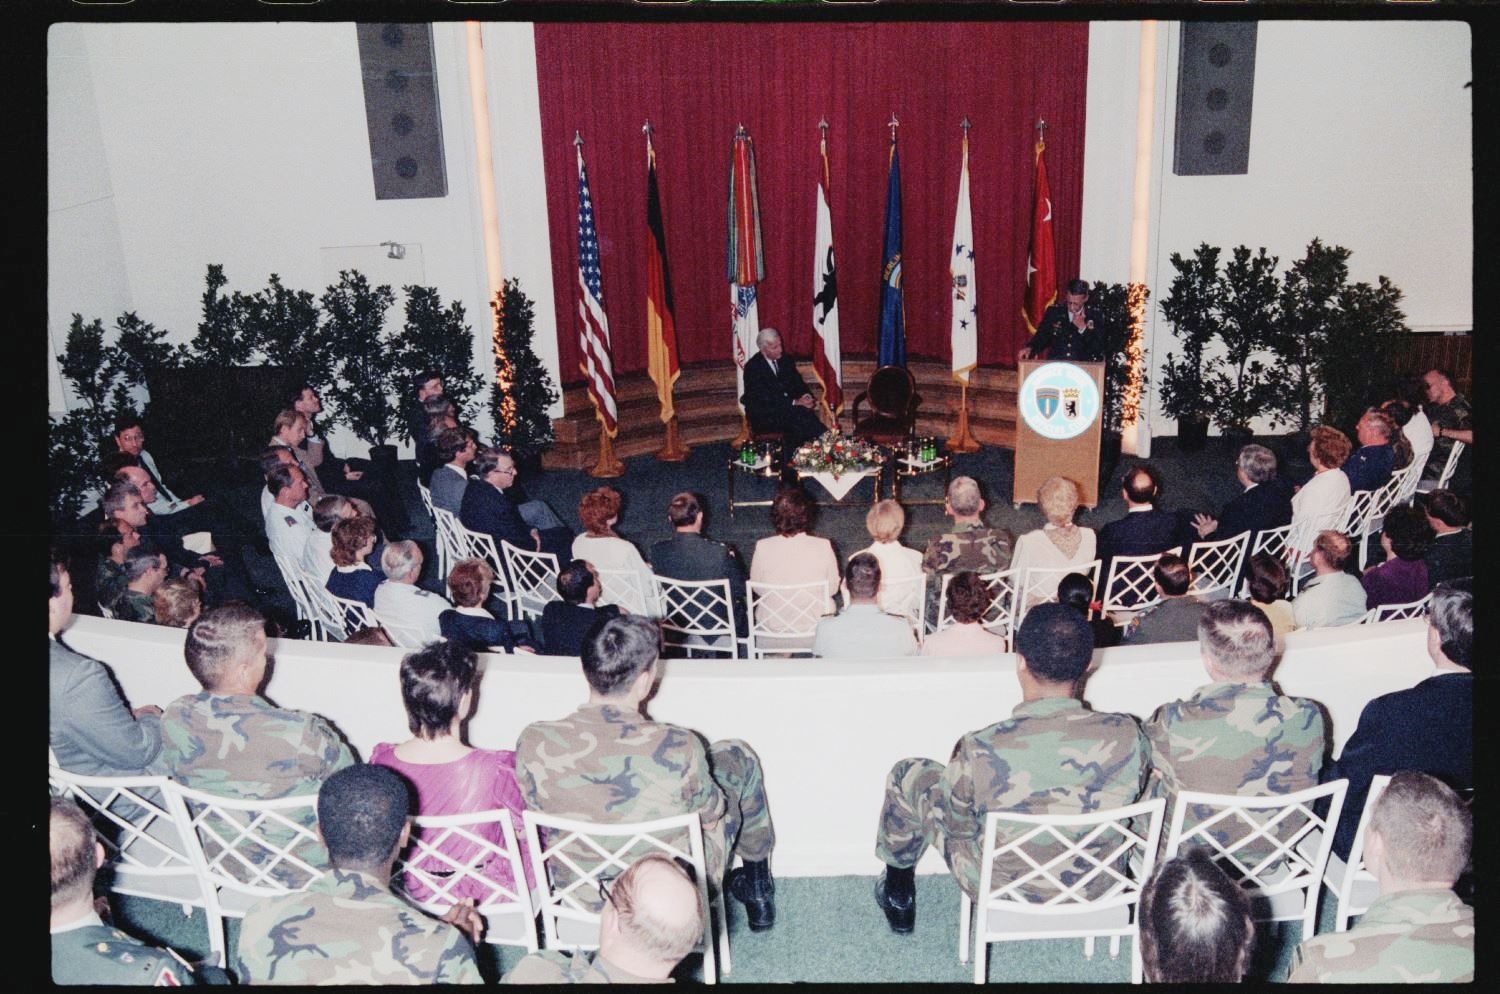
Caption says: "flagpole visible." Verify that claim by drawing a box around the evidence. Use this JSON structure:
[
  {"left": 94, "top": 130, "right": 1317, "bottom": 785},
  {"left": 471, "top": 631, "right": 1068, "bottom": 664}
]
[
  {"left": 948, "top": 118, "right": 981, "bottom": 454},
  {"left": 814, "top": 117, "right": 839, "bottom": 432},
  {"left": 575, "top": 131, "right": 624, "bottom": 479},
  {"left": 645, "top": 121, "right": 689, "bottom": 463}
]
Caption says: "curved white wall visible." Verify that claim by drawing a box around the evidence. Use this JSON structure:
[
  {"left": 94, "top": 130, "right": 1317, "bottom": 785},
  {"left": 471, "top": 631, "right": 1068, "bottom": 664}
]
[{"left": 61, "top": 615, "right": 1432, "bottom": 878}]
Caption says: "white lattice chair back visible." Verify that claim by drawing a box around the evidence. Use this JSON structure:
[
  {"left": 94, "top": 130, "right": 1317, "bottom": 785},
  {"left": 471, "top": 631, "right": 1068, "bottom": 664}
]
[
  {"left": 1099, "top": 550, "right": 1178, "bottom": 621},
  {"left": 167, "top": 781, "right": 325, "bottom": 966},
  {"left": 1164, "top": 780, "right": 1347, "bottom": 942},
  {"left": 964, "top": 797, "right": 1167, "bottom": 985},
  {"left": 1321, "top": 775, "right": 1390, "bottom": 933},
  {"left": 1393, "top": 459, "right": 1425, "bottom": 505},
  {"left": 880, "top": 572, "right": 927, "bottom": 643},
  {"left": 521, "top": 810, "right": 728, "bottom": 983},
  {"left": 501, "top": 542, "right": 561, "bottom": 619},
  {"left": 1283, "top": 505, "right": 1349, "bottom": 595},
  {"left": 655, "top": 575, "right": 738, "bottom": 658},
  {"left": 329, "top": 594, "right": 380, "bottom": 637},
  {"left": 596, "top": 568, "right": 659, "bottom": 617},
  {"left": 1188, "top": 532, "right": 1250, "bottom": 599},
  {"left": 48, "top": 766, "right": 204, "bottom": 911},
  {"left": 1017, "top": 560, "right": 1101, "bottom": 626},
  {"left": 298, "top": 565, "right": 348, "bottom": 640},
  {"left": 445, "top": 518, "right": 517, "bottom": 619},
  {"left": 431, "top": 505, "right": 463, "bottom": 578},
  {"left": 271, "top": 552, "right": 317, "bottom": 630},
  {"left": 393, "top": 809, "right": 539, "bottom": 950},
  {"left": 1416, "top": 440, "right": 1465, "bottom": 493},
  {"left": 1351, "top": 468, "right": 1422, "bottom": 570},
  {"left": 374, "top": 615, "right": 430, "bottom": 649},
  {"left": 1361, "top": 593, "right": 1432, "bottom": 624},
  {"left": 936, "top": 569, "right": 1017, "bottom": 641},
  {"left": 746, "top": 580, "right": 830, "bottom": 657},
  {"left": 417, "top": 479, "right": 435, "bottom": 517}
]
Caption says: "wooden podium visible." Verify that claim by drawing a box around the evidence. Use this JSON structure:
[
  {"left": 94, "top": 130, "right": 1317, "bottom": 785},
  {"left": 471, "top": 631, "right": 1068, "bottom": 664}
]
[{"left": 1012, "top": 360, "right": 1104, "bottom": 508}]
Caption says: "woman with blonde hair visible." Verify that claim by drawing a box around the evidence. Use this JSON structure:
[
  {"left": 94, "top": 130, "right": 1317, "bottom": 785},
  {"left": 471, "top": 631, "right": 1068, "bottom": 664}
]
[
  {"left": 572, "top": 486, "right": 655, "bottom": 612},
  {"left": 1009, "top": 476, "right": 1096, "bottom": 605},
  {"left": 855, "top": 499, "right": 924, "bottom": 617}
]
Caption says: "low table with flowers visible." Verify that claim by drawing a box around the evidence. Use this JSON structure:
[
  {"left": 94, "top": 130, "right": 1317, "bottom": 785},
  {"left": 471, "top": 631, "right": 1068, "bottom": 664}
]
[{"left": 726, "top": 432, "right": 885, "bottom": 518}]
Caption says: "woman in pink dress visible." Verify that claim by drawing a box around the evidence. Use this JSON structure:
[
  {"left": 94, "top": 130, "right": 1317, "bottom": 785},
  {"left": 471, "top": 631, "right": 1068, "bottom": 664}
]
[{"left": 371, "top": 642, "right": 533, "bottom": 904}]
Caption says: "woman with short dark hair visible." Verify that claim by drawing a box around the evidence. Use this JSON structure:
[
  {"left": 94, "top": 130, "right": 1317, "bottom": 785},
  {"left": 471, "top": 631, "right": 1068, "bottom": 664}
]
[
  {"left": 1245, "top": 551, "right": 1296, "bottom": 643},
  {"left": 1360, "top": 504, "right": 1434, "bottom": 609},
  {"left": 749, "top": 487, "right": 841, "bottom": 621}
]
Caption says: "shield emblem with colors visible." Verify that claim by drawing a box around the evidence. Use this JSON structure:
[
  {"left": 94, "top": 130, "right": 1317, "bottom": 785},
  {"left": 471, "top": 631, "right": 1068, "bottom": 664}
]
[{"left": 1035, "top": 387, "right": 1060, "bottom": 420}]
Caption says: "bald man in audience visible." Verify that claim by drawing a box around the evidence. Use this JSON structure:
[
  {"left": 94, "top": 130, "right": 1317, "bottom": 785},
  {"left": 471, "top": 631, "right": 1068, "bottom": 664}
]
[
  {"left": 1292, "top": 530, "right": 1368, "bottom": 628},
  {"left": 372, "top": 540, "right": 450, "bottom": 643},
  {"left": 504, "top": 854, "right": 705, "bottom": 984}
]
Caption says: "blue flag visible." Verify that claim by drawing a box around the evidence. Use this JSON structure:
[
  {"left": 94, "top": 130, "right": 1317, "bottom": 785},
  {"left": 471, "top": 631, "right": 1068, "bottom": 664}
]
[{"left": 877, "top": 139, "right": 906, "bottom": 367}]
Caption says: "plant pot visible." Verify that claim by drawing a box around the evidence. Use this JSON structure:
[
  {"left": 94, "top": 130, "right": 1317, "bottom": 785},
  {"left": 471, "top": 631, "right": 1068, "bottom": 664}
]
[
  {"left": 367, "top": 444, "right": 400, "bottom": 475},
  {"left": 1176, "top": 416, "right": 1210, "bottom": 452},
  {"left": 1220, "top": 424, "right": 1254, "bottom": 451}
]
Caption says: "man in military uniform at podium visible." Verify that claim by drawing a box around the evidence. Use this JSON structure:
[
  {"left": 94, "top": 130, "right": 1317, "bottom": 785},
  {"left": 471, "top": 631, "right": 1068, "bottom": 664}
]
[{"left": 1018, "top": 278, "right": 1104, "bottom": 362}]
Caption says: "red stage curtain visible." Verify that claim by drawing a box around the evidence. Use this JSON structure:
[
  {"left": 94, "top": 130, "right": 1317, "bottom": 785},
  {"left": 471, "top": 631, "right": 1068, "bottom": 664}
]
[{"left": 534, "top": 22, "right": 1087, "bottom": 385}]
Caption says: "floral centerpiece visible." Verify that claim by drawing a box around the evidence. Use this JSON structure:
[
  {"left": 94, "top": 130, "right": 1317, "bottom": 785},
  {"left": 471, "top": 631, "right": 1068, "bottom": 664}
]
[{"left": 792, "top": 431, "right": 885, "bottom": 479}]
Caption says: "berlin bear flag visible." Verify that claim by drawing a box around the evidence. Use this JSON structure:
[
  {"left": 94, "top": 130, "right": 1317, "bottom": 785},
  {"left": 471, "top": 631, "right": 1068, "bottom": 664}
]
[
  {"left": 950, "top": 129, "right": 977, "bottom": 384},
  {"left": 727, "top": 127, "right": 764, "bottom": 407},
  {"left": 811, "top": 125, "right": 843, "bottom": 419},
  {"left": 575, "top": 139, "right": 617, "bottom": 435}
]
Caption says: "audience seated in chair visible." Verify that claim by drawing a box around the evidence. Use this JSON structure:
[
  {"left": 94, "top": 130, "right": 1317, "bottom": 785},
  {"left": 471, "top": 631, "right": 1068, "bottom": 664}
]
[
  {"left": 93, "top": 518, "right": 139, "bottom": 615},
  {"left": 49, "top": 551, "right": 163, "bottom": 778},
  {"left": 152, "top": 577, "right": 202, "bottom": 629},
  {"left": 263, "top": 463, "right": 315, "bottom": 565},
  {"left": 503, "top": 854, "right": 704, "bottom": 985},
  {"left": 1055, "top": 570, "right": 1120, "bottom": 649},
  {"left": 873, "top": 604, "right": 1149, "bottom": 933},
  {"left": 371, "top": 641, "right": 534, "bottom": 901},
  {"left": 407, "top": 369, "right": 447, "bottom": 449},
  {"left": 740, "top": 326, "right": 828, "bottom": 453},
  {"left": 234, "top": 764, "right": 483, "bottom": 985},
  {"left": 1288, "top": 772, "right": 1473, "bottom": 983},
  {"left": 813, "top": 553, "right": 916, "bottom": 659},
  {"left": 1138, "top": 846, "right": 1255, "bottom": 984},
  {"left": 1244, "top": 552, "right": 1296, "bottom": 647},
  {"left": 1420, "top": 367, "right": 1472, "bottom": 495},
  {"left": 440, "top": 557, "right": 534, "bottom": 654},
  {"left": 572, "top": 486, "right": 655, "bottom": 610},
  {"left": 290, "top": 383, "right": 410, "bottom": 534},
  {"left": 1360, "top": 504, "right": 1432, "bottom": 609},
  {"left": 1292, "top": 530, "right": 1368, "bottom": 629},
  {"left": 51, "top": 797, "right": 225, "bottom": 986},
  {"left": 1096, "top": 464, "right": 1178, "bottom": 583},
  {"left": 1121, "top": 554, "right": 1207, "bottom": 645},
  {"left": 750, "top": 487, "right": 841, "bottom": 619},
  {"left": 650, "top": 491, "right": 747, "bottom": 635},
  {"left": 1011, "top": 475, "right": 1096, "bottom": 605},
  {"left": 460, "top": 446, "right": 573, "bottom": 563},
  {"left": 305, "top": 494, "right": 355, "bottom": 584},
  {"left": 854, "top": 499, "right": 924, "bottom": 618},
  {"left": 105, "top": 479, "right": 240, "bottom": 608},
  {"left": 1321, "top": 579, "right": 1471, "bottom": 861},
  {"left": 1186, "top": 443, "right": 1293, "bottom": 548},
  {"left": 1291, "top": 426, "right": 1354, "bottom": 553},
  {"left": 920, "top": 570, "right": 1009, "bottom": 657},
  {"left": 1343, "top": 409, "right": 1400, "bottom": 493},
  {"left": 541, "top": 560, "right": 621, "bottom": 657},
  {"left": 430, "top": 425, "right": 478, "bottom": 516},
  {"left": 418, "top": 395, "right": 459, "bottom": 486},
  {"left": 268, "top": 408, "right": 326, "bottom": 504},
  {"left": 326, "top": 514, "right": 383, "bottom": 606},
  {"left": 921, "top": 476, "right": 1014, "bottom": 580},
  {"left": 1420, "top": 490, "right": 1471, "bottom": 589},
  {"left": 516, "top": 614, "right": 779, "bottom": 931},
  {"left": 373, "top": 540, "right": 450, "bottom": 644},
  {"left": 116, "top": 547, "right": 168, "bottom": 624}
]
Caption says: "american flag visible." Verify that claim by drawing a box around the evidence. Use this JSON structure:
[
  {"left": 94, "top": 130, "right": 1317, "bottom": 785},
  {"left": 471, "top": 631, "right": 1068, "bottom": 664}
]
[{"left": 575, "top": 144, "right": 618, "bottom": 434}]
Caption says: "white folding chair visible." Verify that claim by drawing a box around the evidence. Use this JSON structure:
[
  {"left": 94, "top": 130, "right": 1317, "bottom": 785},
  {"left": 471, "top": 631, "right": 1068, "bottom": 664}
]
[
  {"left": 441, "top": 513, "right": 519, "bottom": 620},
  {"left": 430, "top": 504, "right": 462, "bottom": 580},
  {"left": 656, "top": 576, "right": 739, "bottom": 658},
  {"left": 1018, "top": 560, "right": 1101, "bottom": 625},
  {"left": 1393, "top": 458, "right": 1425, "bottom": 506},
  {"left": 880, "top": 573, "right": 927, "bottom": 645},
  {"left": 745, "top": 580, "right": 830, "bottom": 658},
  {"left": 522, "top": 811, "right": 729, "bottom": 983},
  {"left": 1282, "top": 505, "right": 1350, "bottom": 596},
  {"left": 1345, "top": 470, "right": 1420, "bottom": 571},
  {"left": 1098, "top": 549, "right": 1178, "bottom": 625},
  {"left": 1187, "top": 532, "right": 1250, "bottom": 599},
  {"left": 48, "top": 766, "right": 204, "bottom": 914},
  {"left": 372, "top": 614, "right": 431, "bottom": 649},
  {"left": 962, "top": 798, "right": 1167, "bottom": 985},
  {"left": 1320, "top": 775, "right": 1390, "bottom": 933},
  {"left": 329, "top": 593, "right": 380, "bottom": 636},
  {"left": 417, "top": 479, "right": 436, "bottom": 518},
  {"left": 1416, "top": 440, "right": 1465, "bottom": 495},
  {"left": 1360, "top": 593, "right": 1431, "bottom": 624},
  {"left": 272, "top": 552, "right": 335, "bottom": 640},
  {"left": 166, "top": 782, "right": 325, "bottom": 968},
  {"left": 1163, "top": 780, "right": 1348, "bottom": 944},
  {"left": 502, "top": 541, "right": 562, "bottom": 620},
  {"left": 596, "top": 568, "right": 659, "bottom": 617},
  {"left": 393, "top": 809, "right": 539, "bottom": 950},
  {"left": 936, "top": 569, "right": 1018, "bottom": 644},
  {"left": 298, "top": 565, "right": 349, "bottom": 640}
]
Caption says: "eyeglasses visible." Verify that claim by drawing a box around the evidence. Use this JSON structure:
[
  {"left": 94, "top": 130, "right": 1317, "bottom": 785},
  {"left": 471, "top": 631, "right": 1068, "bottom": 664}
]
[
  {"left": 597, "top": 874, "right": 619, "bottom": 910},
  {"left": 496, "top": 467, "right": 517, "bottom": 476}
]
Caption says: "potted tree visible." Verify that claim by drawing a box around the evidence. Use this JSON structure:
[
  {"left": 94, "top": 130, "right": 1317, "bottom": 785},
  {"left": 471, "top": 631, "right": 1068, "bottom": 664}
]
[
  {"left": 1088, "top": 280, "right": 1149, "bottom": 481},
  {"left": 489, "top": 278, "right": 559, "bottom": 467},
  {"left": 319, "top": 270, "right": 402, "bottom": 472},
  {"left": 394, "top": 284, "right": 487, "bottom": 442},
  {"left": 1205, "top": 245, "right": 1281, "bottom": 442},
  {"left": 1157, "top": 244, "right": 1222, "bottom": 451}
]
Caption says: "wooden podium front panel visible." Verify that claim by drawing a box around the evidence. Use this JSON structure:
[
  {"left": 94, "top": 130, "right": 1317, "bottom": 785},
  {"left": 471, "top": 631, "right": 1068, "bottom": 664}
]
[{"left": 1011, "top": 361, "right": 1104, "bottom": 508}]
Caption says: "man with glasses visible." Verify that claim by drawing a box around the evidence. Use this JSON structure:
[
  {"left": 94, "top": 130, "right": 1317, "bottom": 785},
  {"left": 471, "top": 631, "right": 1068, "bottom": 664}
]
[
  {"left": 504, "top": 854, "right": 705, "bottom": 984},
  {"left": 460, "top": 446, "right": 572, "bottom": 561}
]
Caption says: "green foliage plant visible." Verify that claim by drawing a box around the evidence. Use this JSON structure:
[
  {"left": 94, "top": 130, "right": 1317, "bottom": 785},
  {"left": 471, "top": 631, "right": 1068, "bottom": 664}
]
[
  {"left": 1205, "top": 246, "right": 1281, "bottom": 433},
  {"left": 489, "top": 278, "right": 559, "bottom": 463},
  {"left": 1157, "top": 243, "right": 1223, "bottom": 425},
  {"left": 395, "top": 286, "right": 487, "bottom": 442},
  {"left": 319, "top": 271, "right": 401, "bottom": 448},
  {"left": 1087, "top": 280, "right": 1150, "bottom": 435}
]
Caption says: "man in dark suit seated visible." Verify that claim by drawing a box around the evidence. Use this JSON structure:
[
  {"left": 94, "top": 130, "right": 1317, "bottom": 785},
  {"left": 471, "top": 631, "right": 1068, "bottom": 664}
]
[
  {"left": 1096, "top": 464, "right": 1180, "bottom": 583},
  {"left": 1342, "top": 408, "right": 1398, "bottom": 493},
  {"left": 741, "top": 327, "right": 828, "bottom": 453},
  {"left": 1184, "top": 443, "right": 1293, "bottom": 548},
  {"left": 650, "top": 491, "right": 747, "bottom": 641},
  {"left": 459, "top": 446, "right": 572, "bottom": 562},
  {"left": 1321, "top": 579, "right": 1471, "bottom": 860},
  {"left": 541, "top": 560, "right": 622, "bottom": 657},
  {"left": 1016, "top": 278, "right": 1104, "bottom": 362},
  {"left": 406, "top": 369, "right": 445, "bottom": 448},
  {"left": 1421, "top": 490, "right": 1472, "bottom": 589},
  {"left": 290, "top": 384, "right": 411, "bottom": 535}
]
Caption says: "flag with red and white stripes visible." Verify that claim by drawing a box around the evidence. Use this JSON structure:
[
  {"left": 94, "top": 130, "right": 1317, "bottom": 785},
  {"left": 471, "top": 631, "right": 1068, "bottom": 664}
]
[{"left": 575, "top": 144, "right": 618, "bottom": 435}]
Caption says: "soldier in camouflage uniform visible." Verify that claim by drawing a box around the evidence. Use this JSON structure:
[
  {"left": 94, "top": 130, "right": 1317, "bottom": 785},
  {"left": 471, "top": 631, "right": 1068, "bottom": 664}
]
[
  {"left": 1144, "top": 600, "right": 1326, "bottom": 860},
  {"left": 921, "top": 476, "right": 1014, "bottom": 627},
  {"left": 517, "top": 615, "right": 779, "bottom": 931},
  {"left": 503, "top": 853, "right": 704, "bottom": 984},
  {"left": 872, "top": 604, "right": 1150, "bottom": 933},
  {"left": 235, "top": 765, "right": 482, "bottom": 985},
  {"left": 1421, "top": 368, "right": 1472, "bottom": 494},
  {"left": 159, "top": 604, "right": 354, "bottom": 874},
  {"left": 1288, "top": 772, "right": 1473, "bottom": 983},
  {"left": 50, "top": 797, "right": 220, "bottom": 986}
]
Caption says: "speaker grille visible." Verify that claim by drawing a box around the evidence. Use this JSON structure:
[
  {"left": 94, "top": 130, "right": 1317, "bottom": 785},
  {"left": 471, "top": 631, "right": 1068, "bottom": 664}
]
[
  {"left": 1173, "top": 22, "right": 1257, "bottom": 176},
  {"left": 356, "top": 23, "right": 449, "bottom": 200}
]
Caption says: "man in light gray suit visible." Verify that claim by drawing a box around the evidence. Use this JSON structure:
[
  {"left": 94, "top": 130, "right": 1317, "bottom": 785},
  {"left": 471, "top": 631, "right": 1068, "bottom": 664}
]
[{"left": 49, "top": 551, "right": 163, "bottom": 776}]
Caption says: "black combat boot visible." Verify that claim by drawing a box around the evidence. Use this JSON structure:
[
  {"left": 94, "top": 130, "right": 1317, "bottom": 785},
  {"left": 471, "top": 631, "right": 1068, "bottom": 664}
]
[
  {"left": 874, "top": 864, "right": 915, "bottom": 934},
  {"left": 727, "top": 860, "right": 776, "bottom": 932}
]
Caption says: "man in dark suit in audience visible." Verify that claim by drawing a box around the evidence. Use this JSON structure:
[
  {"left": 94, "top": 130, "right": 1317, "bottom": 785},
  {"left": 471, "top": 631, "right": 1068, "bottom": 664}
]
[
  {"left": 290, "top": 384, "right": 410, "bottom": 535},
  {"left": 541, "top": 561, "right": 622, "bottom": 656},
  {"left": 1184, "top": 443, "right": 1293, "bottom": 548},
  {"left": 650, "top": 492, "right": 747, "bottom": 637},
  {"left": 741, "top": 327, "right": 827, "bottom": 452},
  {"left": 1096, "top": 464, "right": 1180, "bottom": 582},
  {"left": 1421, "top": 490, "right": 1472, "bottom": 589},
  {"left": 459, "top": 446, "right": 572, "bottom": 562},
  {"left": 1321, "top": 579, "right": 1472, "bottom": 860},
  {"left": 407, "top": 369, "right": 445, "bottom": 446}
]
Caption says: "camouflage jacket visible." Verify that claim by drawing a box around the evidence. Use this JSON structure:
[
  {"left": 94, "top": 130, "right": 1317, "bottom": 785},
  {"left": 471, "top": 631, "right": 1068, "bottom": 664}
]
[
  {"left": 1287, "top": 889, "right": 1473, "bottom": 983},
  {"left": 234, "top": 868, "right": 482, "bottom": 985},
  {"left": 1424, "top": 393, "right": 1472, "bottom": 479},
  {"left": 942, "top": 697, "right": 1150, "bottom": 899},
  {"left": 503, "top": 949, "right": 670, "bottom": 984},
  {"left": 52, "top": 920, "right": 196, "bottom": 986},
  {"left": 922, "top": 522, "right": 1015, "bottom": 575},
  {"left": 516, "top": 703, "right": 727, "bottom": 880}
]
